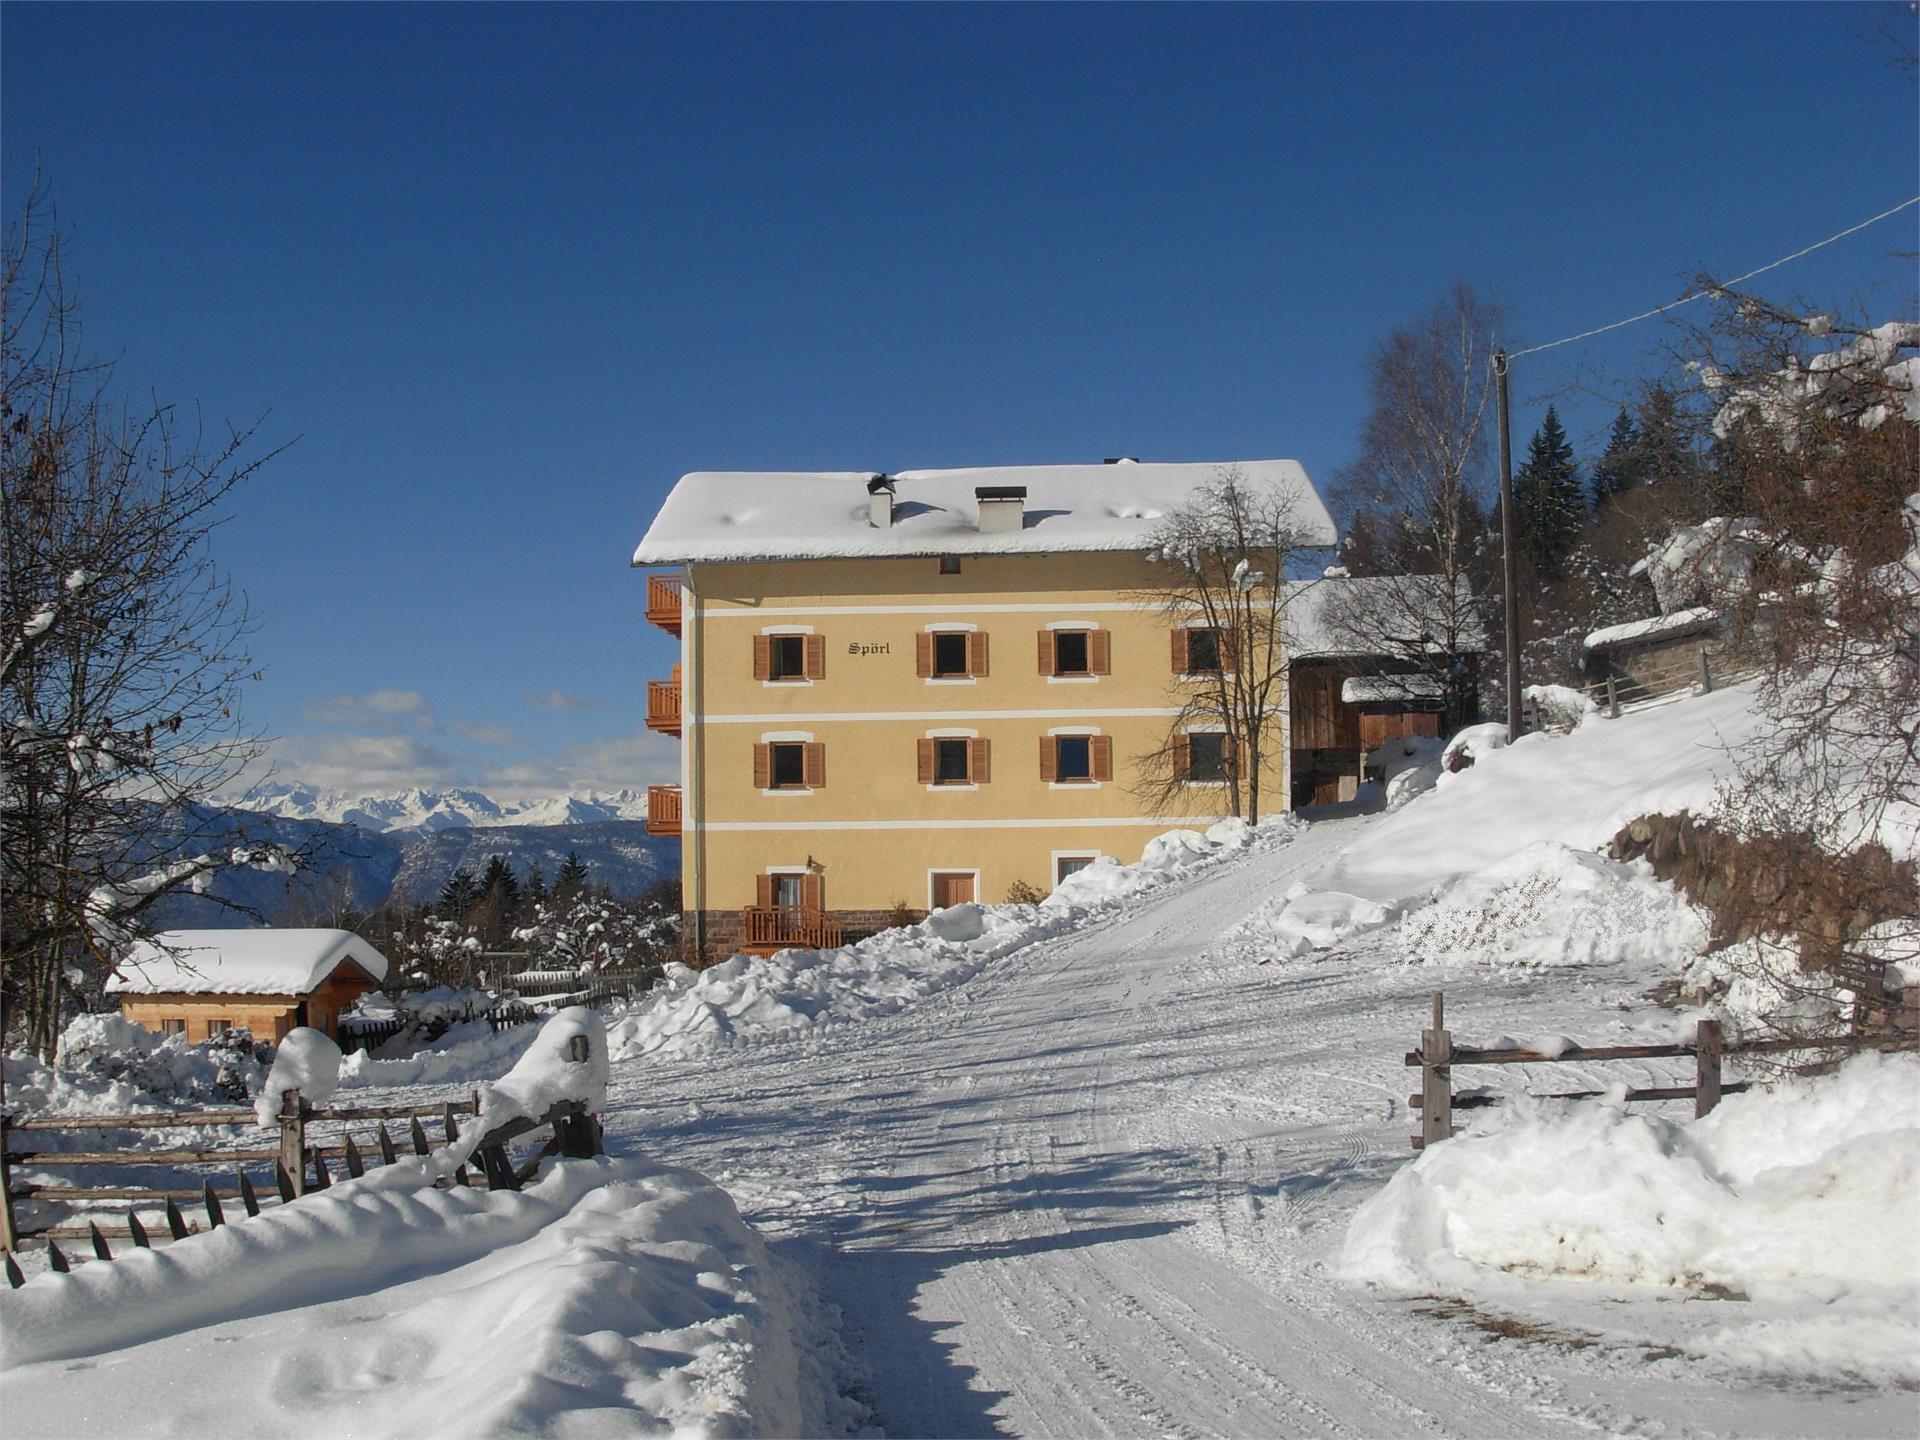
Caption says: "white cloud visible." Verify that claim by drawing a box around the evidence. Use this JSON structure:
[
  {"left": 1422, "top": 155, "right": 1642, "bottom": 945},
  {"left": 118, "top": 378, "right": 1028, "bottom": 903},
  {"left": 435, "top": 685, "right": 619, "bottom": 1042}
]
[
  {"left": 247, "top": 727, "right": 677, "bottom": 803},
  {"left": 522, "top": 690, "right": 606, "bottom": 712},
  {"left": 452, "top": 723, "right": 530, "bottom": 749},
  {"left": 259, "top": 734, "right": 464, "bottom": 794},
  {"left": 482, "top": 729, "right": 681, "bottom": 797},
  {"left": 305, "top": 689, "right": 441, "bottom": 731}
]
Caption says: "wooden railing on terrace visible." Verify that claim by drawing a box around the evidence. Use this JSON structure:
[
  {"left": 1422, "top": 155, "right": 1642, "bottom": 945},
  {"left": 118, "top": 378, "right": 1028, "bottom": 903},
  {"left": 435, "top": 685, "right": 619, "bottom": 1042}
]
[
  {"left": 646, "top": 672, "right": 682, "bottom": 736},
  {"left": 646, "top": 785, "right": 681, "bottom": 836},
  {"left": 646, "top": 574, "right": 684, "bottom": 635},
  {"left": 742, "top": 907, "right": 844, "bottom": 953}
]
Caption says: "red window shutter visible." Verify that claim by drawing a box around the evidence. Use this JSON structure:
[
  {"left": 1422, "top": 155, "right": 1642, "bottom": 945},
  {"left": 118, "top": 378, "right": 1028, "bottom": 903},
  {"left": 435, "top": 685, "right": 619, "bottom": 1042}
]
[
  {"left": 971, "top": 737, "right": 991, "bottom": 784},
  {"left": 1171, "top": 629, "right": 1188, "bottom": 674},
  {"left": 1089, "top": 630, "right": 1110, "bottom": 675},
  {"left": 756, "top": 874, "right": 775, "bottom": 909},
  {"left": 753, "top": 743, "right": 771, "bottom": 790},
  {"left": 800, "top": 872, "right": 823, "bottom": 913},
  {"left": 804, "top": 634, "right": 825, "bottom": 680},
  {"left": 1091, "top": 735, "right": 1113, "bottom": 782},
  {"left": 916, "top": 633, "right": 933, "bottom": 678},
  {"left": 803, "top": 742, "right": 825, "bottom": 789},
  {"left": 1220, "top": 630, "right": 1239, "bottom": 673},
  {"left": 917, "top": 739, "right": 935, "bottom": 785},
  {"left": 1174, "top": 735, "right": 1191, "bottom": 780},
  {"left": 753, "top": 635, "right": 772, "bottom": 681},
  {"left": 1039, "top": 736, "right": 1057, "bottom": 782},
  {"left": 1037, "top": 630, "right": 1055, "bottom": 675},
  {"left": 969, "top": 631, "right": 989, "bottom": 677}
]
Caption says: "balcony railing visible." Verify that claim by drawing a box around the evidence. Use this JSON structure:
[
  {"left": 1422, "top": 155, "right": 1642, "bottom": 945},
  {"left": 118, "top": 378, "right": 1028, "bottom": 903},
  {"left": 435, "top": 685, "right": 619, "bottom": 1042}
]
[
  {"left": 741, "top": 907, "right": 845, "bottom": 953},
  {"left": 646, "top": 667, "right": 682, "bottom": 736},
  {"left": 646, "top": 574, "right": 684, "bottom": 636},
  {"left": 646, "top": 784, "right": 681, "bottom": 837}
]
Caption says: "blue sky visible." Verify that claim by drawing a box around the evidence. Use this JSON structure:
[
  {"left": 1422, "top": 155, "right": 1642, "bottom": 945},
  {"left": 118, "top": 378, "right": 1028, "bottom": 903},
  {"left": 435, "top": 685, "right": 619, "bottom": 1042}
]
[{"left": 4, "top": 3, "right": 1914, "bottom": 799}]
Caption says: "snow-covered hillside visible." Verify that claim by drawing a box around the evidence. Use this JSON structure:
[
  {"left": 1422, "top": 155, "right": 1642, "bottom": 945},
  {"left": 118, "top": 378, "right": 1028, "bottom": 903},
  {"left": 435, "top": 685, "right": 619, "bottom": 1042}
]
[{"left": 232, "top": 784, "right": 653, "bottom": 832}]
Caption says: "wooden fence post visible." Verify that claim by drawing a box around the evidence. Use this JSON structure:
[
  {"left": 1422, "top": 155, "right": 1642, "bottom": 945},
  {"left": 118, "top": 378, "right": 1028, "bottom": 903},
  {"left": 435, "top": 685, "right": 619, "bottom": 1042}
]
[
  {"left": 1421, "top": 992, "right": 1454, "bottom": 1147},
  {"left": 1605, "top": 674, "right": 1620, "bottom": 719},
  {"left": 1698, "top": 649, "right": 1713, "bottom": 694},
  {"left": 1695, "top": 1018, "right": 1723, "bottom": 1117},
  {"left": 0, "top": 1114, "right": 18, "bottom": 1254},
  {"left": 278, "top": 1088, "right": 307, "bottom": 1198}
]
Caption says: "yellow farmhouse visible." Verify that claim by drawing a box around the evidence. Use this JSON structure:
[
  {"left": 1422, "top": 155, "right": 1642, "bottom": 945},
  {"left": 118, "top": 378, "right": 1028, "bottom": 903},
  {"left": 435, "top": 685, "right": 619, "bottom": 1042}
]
[{"left": 633, "top": 461, "right": 1337, "bottom": 965}]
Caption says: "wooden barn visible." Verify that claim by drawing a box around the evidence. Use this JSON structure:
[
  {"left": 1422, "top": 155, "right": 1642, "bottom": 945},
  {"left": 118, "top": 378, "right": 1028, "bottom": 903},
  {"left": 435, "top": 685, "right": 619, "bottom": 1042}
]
[
  {"left": 105, "top": 929, "right": 391, "bottom": 1044},
  {"left": 1582, "top": 607, "right": 1730, "bottom": 706}
]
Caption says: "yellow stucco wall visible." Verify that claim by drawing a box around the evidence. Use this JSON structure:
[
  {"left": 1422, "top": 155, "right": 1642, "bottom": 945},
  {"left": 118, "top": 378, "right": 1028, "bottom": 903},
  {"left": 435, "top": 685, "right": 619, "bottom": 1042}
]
[{"left": 665, "top": 552, "right": 1291, "bottom": 920}]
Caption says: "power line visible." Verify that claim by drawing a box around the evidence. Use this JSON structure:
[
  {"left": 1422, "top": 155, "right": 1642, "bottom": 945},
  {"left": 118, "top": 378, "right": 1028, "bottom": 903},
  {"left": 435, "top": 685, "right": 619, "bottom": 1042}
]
[{"left": 1507, "top": 196, "right": 1920, "bottom": 359}]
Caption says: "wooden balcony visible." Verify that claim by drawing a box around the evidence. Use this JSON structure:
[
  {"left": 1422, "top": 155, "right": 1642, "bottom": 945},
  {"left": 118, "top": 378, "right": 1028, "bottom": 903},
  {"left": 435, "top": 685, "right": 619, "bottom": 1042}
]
[
  {"left": 645, "top": 785, "right": 681, "bottom": 837},
  {"left": 646, "top": 664, "right": 682, "bottom": 736},
  {"left": 646, "top": 573, "right": 684, "bottom": 636},
  {"left": 741, "top": 907, "right": 845, "bottom": 955}
]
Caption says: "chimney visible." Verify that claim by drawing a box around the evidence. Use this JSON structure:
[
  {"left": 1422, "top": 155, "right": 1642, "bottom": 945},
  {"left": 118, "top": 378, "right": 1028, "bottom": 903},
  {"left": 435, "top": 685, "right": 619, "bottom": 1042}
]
[
  {"left": 867, "top": 474, "right": 896, "bottom": 528},
  {"left": 975, "top": 485, "right": 1027, "bottom": 534}
]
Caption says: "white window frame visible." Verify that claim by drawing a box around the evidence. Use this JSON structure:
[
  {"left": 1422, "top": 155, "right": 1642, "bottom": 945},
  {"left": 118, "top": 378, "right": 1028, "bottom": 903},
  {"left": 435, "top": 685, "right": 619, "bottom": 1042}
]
[
  {"left": 1050, "top": 850, "right": 1102, "bottom": 888},
  {"left": 1046, "top": 725, "right": 1101, "bottom": 790},
  {"left": 925, "top": 727, "right": 980, "bottom": 792},
  {"left": 761, "top": 625, "right": 815, "bottom": 688},
  {"left": 924, "top": 622, "right": 979, "bottom": 686},
  {"left": 759, "top": 730, "right": 815, "bottom": 796},
  {"left": 925, "top": 867, "right": 982, "bottom": 912},
  {"left": 1045, "top": 620, "right": 1101, "bottom": 685}
]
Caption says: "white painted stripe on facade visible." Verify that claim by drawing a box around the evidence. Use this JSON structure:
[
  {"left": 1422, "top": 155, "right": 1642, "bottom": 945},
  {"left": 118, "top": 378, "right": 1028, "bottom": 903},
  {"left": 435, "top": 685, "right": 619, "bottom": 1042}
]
[
  {"left": 699, "top": 816, "right": 1228, "bottom": 831},
  {"left": 702, "top": 707, "right": 1184, "bottom": 724},
  {"left": 704, "top": 601, "right": 1152, "bottom": 617}
]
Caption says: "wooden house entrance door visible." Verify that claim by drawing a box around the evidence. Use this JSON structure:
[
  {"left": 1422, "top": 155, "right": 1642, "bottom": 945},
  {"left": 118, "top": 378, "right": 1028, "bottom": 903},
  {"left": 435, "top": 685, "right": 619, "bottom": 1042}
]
[{"left": 930, "top": 872, "right": 976, "bottom": 909}]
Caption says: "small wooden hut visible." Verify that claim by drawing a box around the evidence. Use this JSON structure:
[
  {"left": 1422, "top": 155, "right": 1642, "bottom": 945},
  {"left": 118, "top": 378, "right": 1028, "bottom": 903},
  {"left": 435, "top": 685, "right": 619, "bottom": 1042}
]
[{"left": 106, "top": 928, "right": 391, "bottom": 1043}]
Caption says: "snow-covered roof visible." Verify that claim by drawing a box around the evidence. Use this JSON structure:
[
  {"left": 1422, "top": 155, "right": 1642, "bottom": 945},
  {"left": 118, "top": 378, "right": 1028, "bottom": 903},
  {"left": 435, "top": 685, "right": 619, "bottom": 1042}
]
[
  {"left": 1285, "top": 576, "right": 1491, "bottom": 659},
  {"left": 631, "top": 461, "right": 1335, "bottom": 565},
  {"left": 1583, "top": 606, "right": 1719, "bottom": 653},
  {"left": 106, "top": 929, "right": 391, "bottom": 996},
  {"left": 1341, "top": 674, "right": 1446, "bottom": 706}
]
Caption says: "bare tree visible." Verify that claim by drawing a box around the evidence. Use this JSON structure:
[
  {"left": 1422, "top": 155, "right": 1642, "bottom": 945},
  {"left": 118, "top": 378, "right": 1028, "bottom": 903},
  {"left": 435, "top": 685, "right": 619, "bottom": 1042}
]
[
  {"left": 1134, "top": 467, "right": 1324, "bottom": 825},
  {"left": 2, "top": 186, "right": 293, "bottom": 1058},
  {"left": 1326, "top": 281, "right": 1503, "bottom": 727}
]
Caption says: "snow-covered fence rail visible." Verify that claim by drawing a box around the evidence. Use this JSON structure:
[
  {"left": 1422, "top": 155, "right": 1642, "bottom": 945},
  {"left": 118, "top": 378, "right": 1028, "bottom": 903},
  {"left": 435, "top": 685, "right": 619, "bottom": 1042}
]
[
  {"left": 0, "top": 1092, "right": 481, "bottom": 1283},
  {"left": 1574, "top": 649, "right": 1760, "bottom": 721},
  {"left": 1406, "top": 991, "right": 1911, "bottom": 1149}
]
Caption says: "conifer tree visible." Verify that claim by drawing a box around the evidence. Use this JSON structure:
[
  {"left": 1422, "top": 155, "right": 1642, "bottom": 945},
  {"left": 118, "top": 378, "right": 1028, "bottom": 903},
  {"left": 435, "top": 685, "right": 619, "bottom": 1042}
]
[
  {"left": 437, "top": 867, "right": 480, "bottom": 918},
  {"left": 554, "top": 851, "right": 590, "bottom": 898},
  {"left": 524, "top": 861, "right": 548, "bottom": 908},
  {"left": 1512, "top": 406, "right": 1584, "bottom": 577},
  {"left": 1589, "top": 408, "right": 1639, "bottom": 508}
]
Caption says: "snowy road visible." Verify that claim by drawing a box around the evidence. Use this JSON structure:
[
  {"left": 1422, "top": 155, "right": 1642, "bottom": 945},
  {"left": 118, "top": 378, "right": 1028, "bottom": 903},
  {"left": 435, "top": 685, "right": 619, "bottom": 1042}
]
[{"left": 599, "top": 809, "right": 1910, "bottom": 1439}]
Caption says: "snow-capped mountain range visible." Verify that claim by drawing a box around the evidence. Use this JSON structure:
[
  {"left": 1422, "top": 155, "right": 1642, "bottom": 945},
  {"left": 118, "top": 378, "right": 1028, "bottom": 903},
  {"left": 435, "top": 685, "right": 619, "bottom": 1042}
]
[{"left": 230, "top": 784, "right": 653, "bottom": 833}]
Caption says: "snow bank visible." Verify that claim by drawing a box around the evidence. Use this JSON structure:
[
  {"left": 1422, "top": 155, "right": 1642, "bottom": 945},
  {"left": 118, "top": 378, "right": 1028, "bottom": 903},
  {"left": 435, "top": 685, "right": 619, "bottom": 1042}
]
[
  {"left": 0, "top": 1154, "right": 848, "bottom": 1436},
  {"left": 609, "top": 818, "right": 1295, "bottom": 1062},
  {"left": 337, "top": 1015, "right": 544, "bottom": 1090},
  {"left": 4, "top": 1013, "right": 266, "bottom": 1116},
  {"left": 1394, "top": 842, "right": 1708, "bottom": 969},
  {"left": 1366, "top": 734, "right": 1444, "bottom": 811},
  {"left": 432, "top": 1008, "right": 609, "bottom": 1174},
  {"left": 1315, "top": 684, "right": 1768, "bottom": 906},
  {"left": 1218, "top": 883, "right": 1393, "bottom": 962},
  {"left": 1339, "top": 1051, "right": 1920, "bottom": 1383},
  {"left": 253, "top": 1027, "right": 342, "bottom": 1126}
]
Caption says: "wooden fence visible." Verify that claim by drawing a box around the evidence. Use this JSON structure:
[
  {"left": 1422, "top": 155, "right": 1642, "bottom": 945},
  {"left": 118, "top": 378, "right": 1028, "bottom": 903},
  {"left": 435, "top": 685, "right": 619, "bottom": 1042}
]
[
  {"left": 2, "top": 1076, "right": 602, "bottom": 1286},
  {"left": 1407, "top": 991, "right": 1909, "bottom": 1149}
]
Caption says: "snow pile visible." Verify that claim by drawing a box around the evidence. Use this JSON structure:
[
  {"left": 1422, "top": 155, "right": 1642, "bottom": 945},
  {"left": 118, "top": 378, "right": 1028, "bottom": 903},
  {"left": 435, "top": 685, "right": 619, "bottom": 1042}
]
[
  {"left": 1437, "top": 721, "right": 1508, "bottom": 777},
  {"left": 253, "top": 1028, "right": 343, "bottom": 1126},
  {"left": 609, "top": 818, "right": 1295, "bottom": 1062},
  {"left": 3, "top": 1013, "right": 267, "bottom": 1116},
  {"left": 342, "top": 985, "right": 493, "bottom": 1053},
  {"left": 1218, "top": 883, "right": 1392, "bottom": 962},
  {"left": 337, "top": 1015, "right": 544, "bottom": 1090},
  {"left": 1341, "top": 1051, "right": 1920, "bottom": 1382},
  {"left": 433, "top": 1008, "right": 609, "bottom": 1175},
  {"left": 1521, "top": 683, "right": 1595, "bottom": 731},
  {"left": 1366, "top": 734, "right": 1444, "bottom": 811},
  {"left": 1679, "top": 936, "right": 1848, "bottom": 1038},
  {"left": 0, "top": 1153, "right": 849, "bottom": 1437},
  {"left": 1394, "top": 842, "right": 1708, "bottom": 969}
]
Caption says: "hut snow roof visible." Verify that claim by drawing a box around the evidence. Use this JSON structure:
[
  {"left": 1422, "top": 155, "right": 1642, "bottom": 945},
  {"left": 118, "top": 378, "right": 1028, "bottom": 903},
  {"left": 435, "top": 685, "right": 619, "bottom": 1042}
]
[{"left": 106, "top": 929, "right": 390, "bottom": 996}]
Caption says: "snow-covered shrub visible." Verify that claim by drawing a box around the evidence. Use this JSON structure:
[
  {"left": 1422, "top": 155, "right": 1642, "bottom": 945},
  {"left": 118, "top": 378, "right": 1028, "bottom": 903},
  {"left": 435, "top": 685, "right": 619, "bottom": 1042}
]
[
  {"left": 510, "top": 891, "right": 677, "bottom": 978},
  {"left": 1395, "top": 842, "right": 1708, "bottom": 969},
  {"left": 1521, "top": 683, "right": 1595, "bottom": 733},
  {"left": 1439, "top": 722, "right": 1508, "bottom": 775},
  {"left": 3, "top": 1011, "right": 270, "bottom": 1115}
]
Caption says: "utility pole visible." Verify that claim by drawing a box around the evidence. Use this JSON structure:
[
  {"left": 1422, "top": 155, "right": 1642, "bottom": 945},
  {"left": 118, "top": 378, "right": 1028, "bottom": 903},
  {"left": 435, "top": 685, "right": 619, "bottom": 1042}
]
[{"left": 1493, "top": 350, "right": 1523, "bottom": 741}]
